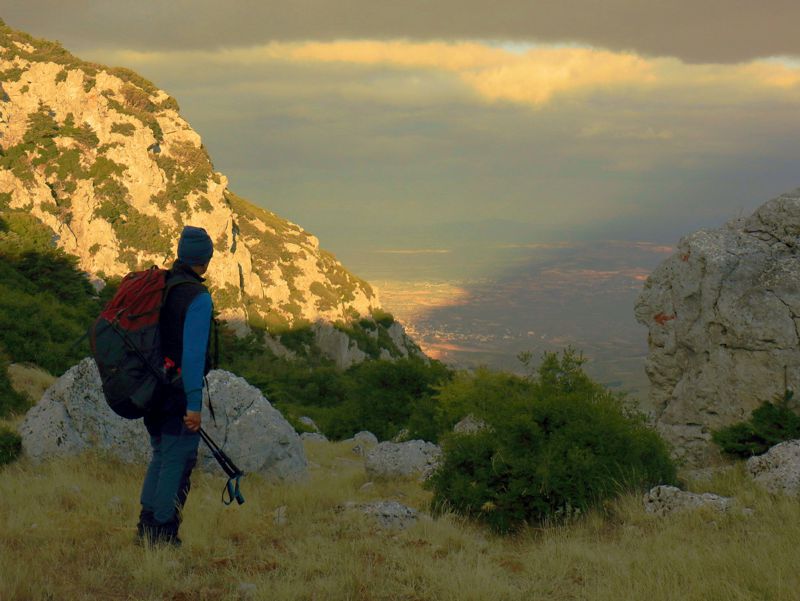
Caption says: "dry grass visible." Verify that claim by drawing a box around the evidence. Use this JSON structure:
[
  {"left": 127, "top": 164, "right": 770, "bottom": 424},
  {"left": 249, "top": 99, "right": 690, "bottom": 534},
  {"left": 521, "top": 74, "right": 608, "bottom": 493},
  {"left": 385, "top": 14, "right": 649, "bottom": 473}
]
[
  {"left": 7, "top": 363, "right": 56, "bottom": 405},
  {"left": 1, "top": 440, "right": 799, "bottom": 600}
]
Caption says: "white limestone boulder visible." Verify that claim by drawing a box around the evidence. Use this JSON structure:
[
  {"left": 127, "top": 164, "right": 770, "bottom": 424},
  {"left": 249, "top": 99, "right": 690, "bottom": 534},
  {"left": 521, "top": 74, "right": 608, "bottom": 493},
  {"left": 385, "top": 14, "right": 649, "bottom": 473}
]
[
  {"left": 746, "top": 440, "right": 800, "bottom": 496},
  {"left": 643, "top": 485, "right": 734, "bottom": 516},
  {"left": 365, "top": 440, "right": 442, "bottom": 480},
  {"left": 19, "top": 359, "right": 307, "bottom": 481}
]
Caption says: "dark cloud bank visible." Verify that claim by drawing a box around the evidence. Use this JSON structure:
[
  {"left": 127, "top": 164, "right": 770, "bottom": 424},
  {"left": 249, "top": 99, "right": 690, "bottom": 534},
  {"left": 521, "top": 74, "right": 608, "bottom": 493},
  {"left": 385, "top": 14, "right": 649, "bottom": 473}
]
[{"left": 3, "top": 0, "right": 800, "bottom": 63}]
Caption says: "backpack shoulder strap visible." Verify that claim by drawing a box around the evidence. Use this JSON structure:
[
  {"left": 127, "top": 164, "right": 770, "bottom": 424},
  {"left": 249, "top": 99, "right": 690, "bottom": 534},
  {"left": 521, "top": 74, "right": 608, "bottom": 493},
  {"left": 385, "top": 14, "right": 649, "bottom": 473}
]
[{"left": 161, "top": 269, "right": 205, "bottom": 306}]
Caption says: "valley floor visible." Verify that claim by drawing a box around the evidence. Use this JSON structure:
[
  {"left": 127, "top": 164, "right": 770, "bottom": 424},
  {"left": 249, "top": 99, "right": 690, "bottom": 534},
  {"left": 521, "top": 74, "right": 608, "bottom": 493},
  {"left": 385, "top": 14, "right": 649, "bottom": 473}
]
[{"left": 1, "top": 437, "right": 798, "bottom": 601}]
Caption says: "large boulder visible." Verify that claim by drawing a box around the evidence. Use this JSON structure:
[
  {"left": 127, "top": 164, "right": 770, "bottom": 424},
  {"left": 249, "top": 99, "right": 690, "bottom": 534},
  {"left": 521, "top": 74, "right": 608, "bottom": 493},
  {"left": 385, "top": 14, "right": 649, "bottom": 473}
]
[
  {"left": 19, "top": 358, "right": 307, "bottom": 480},
  {"left": 746, "top": 440, "right": 800, "bottom": 496},
  {"left": 365, "top": 440, "right": 442, "bottom": 480},
  {"left": 635, "top": 188, "right": 800, "bottom": 465}
]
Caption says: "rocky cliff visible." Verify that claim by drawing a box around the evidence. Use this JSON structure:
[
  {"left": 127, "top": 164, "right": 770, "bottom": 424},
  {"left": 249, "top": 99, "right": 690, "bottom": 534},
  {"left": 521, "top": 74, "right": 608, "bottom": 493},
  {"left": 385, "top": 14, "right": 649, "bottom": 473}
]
[
  {"left": 0, "top": 21, "right": 421, "bottom": 362},
  {"left": 636, "top": 188, "right": 800, "bottom": 465}
]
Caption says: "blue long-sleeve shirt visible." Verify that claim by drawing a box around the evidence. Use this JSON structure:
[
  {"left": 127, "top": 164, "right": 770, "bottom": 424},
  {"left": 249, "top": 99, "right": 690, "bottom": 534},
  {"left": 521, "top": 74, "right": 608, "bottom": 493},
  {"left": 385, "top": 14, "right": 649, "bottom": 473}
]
[{"left": 182, "top": 292, "right": 212, "bottom": 412}]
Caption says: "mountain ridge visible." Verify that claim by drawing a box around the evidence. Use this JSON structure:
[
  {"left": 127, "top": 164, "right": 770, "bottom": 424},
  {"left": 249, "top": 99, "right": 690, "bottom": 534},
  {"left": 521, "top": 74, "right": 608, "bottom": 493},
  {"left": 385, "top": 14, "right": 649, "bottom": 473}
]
[{"left": 0, "top": 19, "right": 421, "bottom": 362}]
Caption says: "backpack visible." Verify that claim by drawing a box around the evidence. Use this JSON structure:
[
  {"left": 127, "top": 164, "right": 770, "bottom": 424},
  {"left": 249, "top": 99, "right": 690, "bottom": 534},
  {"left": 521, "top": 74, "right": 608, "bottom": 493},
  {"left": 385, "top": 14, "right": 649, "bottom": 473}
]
[{"left": 90, "top": 266, "right": 196, "bottom": 419}]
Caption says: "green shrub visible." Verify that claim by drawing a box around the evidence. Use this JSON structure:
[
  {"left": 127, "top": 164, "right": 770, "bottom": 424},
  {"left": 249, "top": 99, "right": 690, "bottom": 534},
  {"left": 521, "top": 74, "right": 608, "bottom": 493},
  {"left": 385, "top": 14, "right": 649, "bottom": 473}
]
[
  {"left": 159, "top": 96, "right": 180, "bottom": 111},
  {"left": 712, "top": 392, "right": 800, "bottom": 458},
  {"left": 120, "top": 83, "right": 156, "bottom": 113},
  {"left": 371, "top": 308, "right": 395, "bottom": 328},
  {"left": 196, "top": 196, "right": 213, "bottom": 213},
  {"left": 110, "top": 122, "right": 136, "bottom": 136},
  {"left": 60, "top": 114, "right": 99, "bottom": 148},
  {"left": 0, "top": 426, "right": 22, "bottom": 466},
  {"left": 0, "top": 212, "right": 104, "bottom": 375},
  {"left": 325, "top": 358, "right": 452, "bottom": 441},
  {"left": 278, "top": 325, "right": 316, "bottom": 356},
  {"left": 0, "top": 67, "right": 23, "bottom": 82},
  {"left": 105, "top": 97, "right": 163, "bottom": 142},
  {"left": 216, "top": 321, "right": 452, "bottom": 441},
  {"left": 0, "top": 353, "right": 28, "bottom": 417},
  {"left": 428, "top": 350, "right": 676, "bottom": 533}
]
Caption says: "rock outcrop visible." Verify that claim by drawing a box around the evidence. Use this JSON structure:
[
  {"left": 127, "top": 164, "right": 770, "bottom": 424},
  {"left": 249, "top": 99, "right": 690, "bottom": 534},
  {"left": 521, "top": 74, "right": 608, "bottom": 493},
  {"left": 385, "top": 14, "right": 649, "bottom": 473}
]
[
  {"left": 0, "top": 21, "right": 423, "bottom": 366},
  {"left": 365, "top": 440, "right": 442, "bottom": 480},
  {"left": 636, "top": 188, "right": 800, "bottom": 465},
  {"left": 643, "top": 485, "right": 735, "bottom": 516},
  {"left": 747, "top": 440, "right": 800, "bottom": 497},
  {"left": 19, "top": 358, "right": 308, "bottom": 481}
]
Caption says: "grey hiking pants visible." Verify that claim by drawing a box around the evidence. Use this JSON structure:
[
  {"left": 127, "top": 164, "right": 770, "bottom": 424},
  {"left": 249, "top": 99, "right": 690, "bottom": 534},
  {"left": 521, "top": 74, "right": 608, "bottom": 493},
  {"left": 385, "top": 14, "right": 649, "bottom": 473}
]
[{"left": 140, "top": 415, "right": 200, "bottom": 527}]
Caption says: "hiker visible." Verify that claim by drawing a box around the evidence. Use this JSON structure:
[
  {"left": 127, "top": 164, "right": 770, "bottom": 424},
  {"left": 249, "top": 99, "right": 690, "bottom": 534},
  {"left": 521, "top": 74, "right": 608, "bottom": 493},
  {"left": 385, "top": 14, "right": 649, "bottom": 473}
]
[{"left": 137, "top": 225, "right": 215, "bottom": 546}]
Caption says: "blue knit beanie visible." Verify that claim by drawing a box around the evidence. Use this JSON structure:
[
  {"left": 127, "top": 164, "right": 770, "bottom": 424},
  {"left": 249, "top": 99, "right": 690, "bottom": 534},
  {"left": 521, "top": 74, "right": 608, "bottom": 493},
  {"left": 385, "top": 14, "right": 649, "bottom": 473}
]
[{"left": 177, "top": 225, "right": 214, "bottom": 265}]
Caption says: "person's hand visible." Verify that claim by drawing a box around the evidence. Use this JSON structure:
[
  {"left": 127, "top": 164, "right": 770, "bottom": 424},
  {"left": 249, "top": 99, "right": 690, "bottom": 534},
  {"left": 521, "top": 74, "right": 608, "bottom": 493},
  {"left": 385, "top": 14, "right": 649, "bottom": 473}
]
[{"left": 184, "top": 410, "right": 201, "bottom": 432}]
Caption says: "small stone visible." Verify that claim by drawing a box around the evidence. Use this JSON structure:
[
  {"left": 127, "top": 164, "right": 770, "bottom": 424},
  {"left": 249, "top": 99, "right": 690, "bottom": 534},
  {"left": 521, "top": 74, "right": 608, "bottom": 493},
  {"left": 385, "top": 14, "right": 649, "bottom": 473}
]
[
  {"left": 392, "top": 429, "right": 410, "bottom": 442},
  {"left": 107, "top": 496, "right": 123, "bottom": 512},
  {"left": 238, "top": 582, "right": 257, "bottom": 597},
  {"left": 299, "top": 416, "right": 320, "bottom": 432},
  {"left": 342, "top": 500, "right": 420, "bottom": 529},
  {"left": 453, "top": 415, "right": 489, "bottom": 434},
  {"left": 273, "top": 505, "right": 288, "bottom": 526}
]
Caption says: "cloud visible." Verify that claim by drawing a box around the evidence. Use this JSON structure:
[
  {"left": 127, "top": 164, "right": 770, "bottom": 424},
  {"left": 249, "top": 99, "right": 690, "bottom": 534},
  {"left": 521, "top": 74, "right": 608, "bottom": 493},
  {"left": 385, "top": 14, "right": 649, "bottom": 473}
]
[
  {"left": 4, "top": 0, "right": 800, "bottom": 63},
  {"left": 95, "top": 40, "right": 800, "bottom": 108}
]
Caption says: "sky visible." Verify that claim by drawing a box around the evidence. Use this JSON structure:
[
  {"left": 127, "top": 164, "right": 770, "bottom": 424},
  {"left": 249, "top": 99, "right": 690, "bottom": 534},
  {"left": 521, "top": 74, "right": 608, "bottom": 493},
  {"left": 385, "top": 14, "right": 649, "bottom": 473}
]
[{"left": 3, "top": 2, "right": 800, "bottom": 377}]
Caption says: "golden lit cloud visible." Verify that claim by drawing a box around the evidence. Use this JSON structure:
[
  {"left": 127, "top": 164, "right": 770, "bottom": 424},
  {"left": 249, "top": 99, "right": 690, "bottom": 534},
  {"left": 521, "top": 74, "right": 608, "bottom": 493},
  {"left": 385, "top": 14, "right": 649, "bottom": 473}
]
[
  {"left": 107, "top": 40, "right": 800, "bottom": 108},
  {"left": 461, "top": 47, "right": 654, "bottom": 105}
]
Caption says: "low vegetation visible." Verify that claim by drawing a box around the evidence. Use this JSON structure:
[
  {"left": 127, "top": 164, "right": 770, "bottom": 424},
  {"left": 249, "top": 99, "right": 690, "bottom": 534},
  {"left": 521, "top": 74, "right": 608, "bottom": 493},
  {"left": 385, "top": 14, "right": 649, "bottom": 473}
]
[
  {"left": 0, "top": 440, "right": 797, "bottom": 600},
  {"left": 428, "top": 351, "right": 676, "bottom": 532},
  {"left": 0, "top": 211, "right": 108, "bottom": 377},
  {"left": 0, "top": 425, "right": 20, "bottom": 466},
  {"left": 713, "top": 390, "right": 800, "bottom": 458}
]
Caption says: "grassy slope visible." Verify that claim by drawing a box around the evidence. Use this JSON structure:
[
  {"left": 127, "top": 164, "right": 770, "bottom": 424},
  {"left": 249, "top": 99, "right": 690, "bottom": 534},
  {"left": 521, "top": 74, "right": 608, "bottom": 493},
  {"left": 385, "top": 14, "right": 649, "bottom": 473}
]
[{"left": 0, "top": 442, "right": 796, "bottom": 601}]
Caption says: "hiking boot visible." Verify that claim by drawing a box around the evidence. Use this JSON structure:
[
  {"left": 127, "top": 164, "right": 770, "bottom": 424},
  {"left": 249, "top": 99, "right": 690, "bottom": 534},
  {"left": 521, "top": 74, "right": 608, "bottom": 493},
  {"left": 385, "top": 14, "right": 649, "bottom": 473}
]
[
  {"left": 136, "top": 517, "right": 182, "bottom": 548},
  {"left": 136, "top": 509, "right": 154, "bottom": 541}
]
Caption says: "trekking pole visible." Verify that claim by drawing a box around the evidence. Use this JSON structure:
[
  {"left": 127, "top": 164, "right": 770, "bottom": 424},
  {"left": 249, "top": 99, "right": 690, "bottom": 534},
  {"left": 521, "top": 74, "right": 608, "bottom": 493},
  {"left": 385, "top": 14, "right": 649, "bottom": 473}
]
[{"left": 198, "top": 427, "right": 245, "bottom": 506}]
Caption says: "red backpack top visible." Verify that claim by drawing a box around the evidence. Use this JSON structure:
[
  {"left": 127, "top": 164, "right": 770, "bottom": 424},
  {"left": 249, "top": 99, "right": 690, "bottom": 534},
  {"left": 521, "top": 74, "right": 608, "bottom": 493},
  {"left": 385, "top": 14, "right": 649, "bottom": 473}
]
[{"left": 90, "top": 267, "right": 193, "bottom": 419}]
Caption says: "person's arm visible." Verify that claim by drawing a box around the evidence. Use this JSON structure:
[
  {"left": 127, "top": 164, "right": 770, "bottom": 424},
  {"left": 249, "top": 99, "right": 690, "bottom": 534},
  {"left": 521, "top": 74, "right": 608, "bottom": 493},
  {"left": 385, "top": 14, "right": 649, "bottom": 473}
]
[{"left": 181, "top": 292, "right": 212, "bottom": 431}]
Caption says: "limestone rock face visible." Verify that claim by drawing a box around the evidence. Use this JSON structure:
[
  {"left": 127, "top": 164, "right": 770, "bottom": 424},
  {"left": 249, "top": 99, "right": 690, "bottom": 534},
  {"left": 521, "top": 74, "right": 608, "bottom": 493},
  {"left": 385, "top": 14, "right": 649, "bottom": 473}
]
[
  {"left": 365, "top": 440, "right": 442, "bottom": 480},
  {"left": 643, "top": 485, "right": 734, "bottom": 516},
  {"left": 18, "top": 358, "right": 307, "bottom": 481},
  {"left": 635, "top": 188, "right": 800, "bottom": 465},
  {"left": 311, "top": 323, "right": 368, "bottom": 369},
  {"left": 746, "top": 440, "right": 800, "bottom": 497}
]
